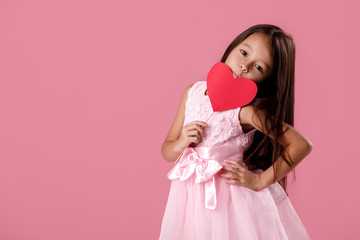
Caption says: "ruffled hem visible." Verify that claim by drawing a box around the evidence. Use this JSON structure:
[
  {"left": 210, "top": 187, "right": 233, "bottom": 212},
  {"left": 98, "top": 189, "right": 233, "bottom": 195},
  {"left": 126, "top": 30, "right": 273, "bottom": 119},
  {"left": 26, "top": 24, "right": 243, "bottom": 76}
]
[{"left": 159, "top": 173, "right": 311, "bottom": 240}]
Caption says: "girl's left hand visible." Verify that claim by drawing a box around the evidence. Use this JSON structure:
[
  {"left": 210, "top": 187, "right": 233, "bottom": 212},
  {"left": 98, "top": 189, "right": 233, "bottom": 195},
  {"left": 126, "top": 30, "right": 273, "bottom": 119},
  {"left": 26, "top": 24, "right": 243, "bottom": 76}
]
[{"left": 219, "top": 159, "right": 263, "bottom": 191}]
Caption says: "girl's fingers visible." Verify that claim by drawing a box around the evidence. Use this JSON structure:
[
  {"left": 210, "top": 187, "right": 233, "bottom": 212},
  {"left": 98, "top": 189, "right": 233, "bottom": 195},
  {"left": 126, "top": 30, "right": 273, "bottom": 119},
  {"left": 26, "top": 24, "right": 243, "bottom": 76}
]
[
  {"left": 220, "top": 172, "right": 239, "bottom": 179},
  {"left": 191, "top": 136, "right": 200, "bottom": 143},
  {"left": 187, "top": 124, "right": 205, "bottom": 136},
  {"left": 222, "top": 160, "right": 245, "bottom": 172},
  {"left": 224, "top": 159, "right": 244, "bottom": 169},
  {"left": 188, "top": 121, "right": 207, "bottom": 129},
  {"left": 194, "top": 125, "right": 204, "bottom": 135},
  {"left": 193, "top": 121, "right": 207, "bottom": 126},
  {"left": 221, "top": 165, "right": 233, "bottom": 171},
  {"left": 188, "top": 129, "right": 201, "bottom": 137}
]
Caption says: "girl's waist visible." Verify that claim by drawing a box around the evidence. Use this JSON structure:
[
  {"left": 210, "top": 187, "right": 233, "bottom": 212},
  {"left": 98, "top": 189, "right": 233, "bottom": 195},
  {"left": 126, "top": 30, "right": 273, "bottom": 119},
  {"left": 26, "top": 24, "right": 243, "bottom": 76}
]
[{"left": 183, "top": 144, "right": 245, "bottom": 163}]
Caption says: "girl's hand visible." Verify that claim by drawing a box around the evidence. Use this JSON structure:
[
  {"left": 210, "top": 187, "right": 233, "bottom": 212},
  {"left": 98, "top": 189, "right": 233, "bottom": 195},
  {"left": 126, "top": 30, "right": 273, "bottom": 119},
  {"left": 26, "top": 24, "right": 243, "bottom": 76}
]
[
  {"left": 219, "top": 159, "right": 264, "bottom": 191},
  {"left": 174, "top": 121, "right": 207, "bottom": 152}
]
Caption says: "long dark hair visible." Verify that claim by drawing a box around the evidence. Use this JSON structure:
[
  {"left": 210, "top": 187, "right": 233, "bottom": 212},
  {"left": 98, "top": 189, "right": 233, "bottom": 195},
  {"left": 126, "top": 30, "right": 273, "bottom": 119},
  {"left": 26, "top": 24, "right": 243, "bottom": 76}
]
[{"left": 220, "top": 24, "right": 296, "bottom": 194}]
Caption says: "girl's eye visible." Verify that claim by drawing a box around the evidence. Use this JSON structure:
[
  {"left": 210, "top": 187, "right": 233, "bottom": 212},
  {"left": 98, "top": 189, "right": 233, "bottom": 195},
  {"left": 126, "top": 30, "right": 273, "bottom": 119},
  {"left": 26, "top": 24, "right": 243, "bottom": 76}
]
[
  {"left": 241, "top": 50, "right": 247, "bottom": 56},
  {"left": 255, "top": 65, "right": 263, "bottom": 73}
]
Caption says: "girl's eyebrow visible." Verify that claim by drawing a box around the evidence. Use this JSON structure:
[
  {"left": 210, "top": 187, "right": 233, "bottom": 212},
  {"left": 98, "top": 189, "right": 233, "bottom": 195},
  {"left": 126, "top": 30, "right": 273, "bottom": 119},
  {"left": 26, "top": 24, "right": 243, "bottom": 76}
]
[
  {"left": 241, "top": 43, "right": 270, "bottom": 71},
  {"left": 242, "top": 43, "right": 253, "bottom": 51}
]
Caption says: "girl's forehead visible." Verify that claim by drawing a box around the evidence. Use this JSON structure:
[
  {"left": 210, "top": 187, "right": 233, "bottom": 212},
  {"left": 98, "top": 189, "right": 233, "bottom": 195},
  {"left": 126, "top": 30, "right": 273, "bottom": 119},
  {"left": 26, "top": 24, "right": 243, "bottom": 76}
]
[{"left": 241, "top": 33, "right": 271, "bottom": 47}]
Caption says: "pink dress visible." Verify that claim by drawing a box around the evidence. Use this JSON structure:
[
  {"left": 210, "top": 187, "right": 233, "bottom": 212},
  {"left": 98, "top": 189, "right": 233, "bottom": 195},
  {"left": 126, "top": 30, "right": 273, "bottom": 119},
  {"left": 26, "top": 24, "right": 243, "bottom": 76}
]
[{"left": 159, "top": 80, "right": 311, "bottom": 240}]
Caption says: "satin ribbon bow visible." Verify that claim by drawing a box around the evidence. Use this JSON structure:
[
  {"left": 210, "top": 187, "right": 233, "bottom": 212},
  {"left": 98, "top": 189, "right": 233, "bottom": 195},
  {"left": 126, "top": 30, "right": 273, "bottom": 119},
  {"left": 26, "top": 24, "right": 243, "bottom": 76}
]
[{"left": 167, "top": 147, "right": 223, "bottom": 210}]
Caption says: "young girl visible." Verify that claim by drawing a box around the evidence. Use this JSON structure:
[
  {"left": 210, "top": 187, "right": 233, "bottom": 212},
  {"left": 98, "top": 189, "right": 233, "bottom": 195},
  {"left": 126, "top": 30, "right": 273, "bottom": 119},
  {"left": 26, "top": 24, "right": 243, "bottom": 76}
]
[{"left": 159, "top": 24, "right": 313, "bottom": 240}]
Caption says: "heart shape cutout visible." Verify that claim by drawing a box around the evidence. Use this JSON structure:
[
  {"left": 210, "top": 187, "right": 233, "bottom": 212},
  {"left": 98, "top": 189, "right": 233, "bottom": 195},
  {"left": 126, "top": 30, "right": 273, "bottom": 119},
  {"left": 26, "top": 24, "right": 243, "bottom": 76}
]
[{"left": 207, "top": 62, "right": 258, "bottom": 112}]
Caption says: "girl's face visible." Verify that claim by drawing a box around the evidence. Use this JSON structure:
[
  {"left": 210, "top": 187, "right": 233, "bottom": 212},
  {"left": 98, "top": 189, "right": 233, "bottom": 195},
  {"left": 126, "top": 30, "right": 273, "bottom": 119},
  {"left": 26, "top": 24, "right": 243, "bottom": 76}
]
[{"left": 225, "top": 33, "right": 273, "bottom": 84}]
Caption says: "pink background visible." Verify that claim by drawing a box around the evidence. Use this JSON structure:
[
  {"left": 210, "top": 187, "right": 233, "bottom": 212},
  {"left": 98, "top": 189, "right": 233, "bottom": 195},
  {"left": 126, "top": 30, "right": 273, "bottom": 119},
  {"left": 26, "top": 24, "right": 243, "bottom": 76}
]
[{"left": 0, "top": 0, "right": 359, "bottom": 239}]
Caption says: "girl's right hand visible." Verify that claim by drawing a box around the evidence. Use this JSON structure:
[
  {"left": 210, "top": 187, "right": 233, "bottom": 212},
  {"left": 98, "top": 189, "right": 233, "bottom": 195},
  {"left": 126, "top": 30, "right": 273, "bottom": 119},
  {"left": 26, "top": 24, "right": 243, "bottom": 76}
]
[{"left": 174, "top": 121, "right": 208, "bottom": 152}]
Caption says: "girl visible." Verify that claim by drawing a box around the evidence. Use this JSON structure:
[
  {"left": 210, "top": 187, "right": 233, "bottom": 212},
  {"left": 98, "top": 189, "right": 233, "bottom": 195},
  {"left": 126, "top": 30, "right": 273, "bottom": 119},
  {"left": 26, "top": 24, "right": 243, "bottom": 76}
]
[{"left": 159, "top": 24, "right": 312, "bottom": 240}]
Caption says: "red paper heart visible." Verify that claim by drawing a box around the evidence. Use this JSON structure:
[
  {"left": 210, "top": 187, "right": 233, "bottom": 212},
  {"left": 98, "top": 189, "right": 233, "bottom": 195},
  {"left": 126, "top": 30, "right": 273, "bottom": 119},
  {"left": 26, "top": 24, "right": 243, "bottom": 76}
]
[{"left": 207, "top": 62, "right": 258, "bottom": 112}]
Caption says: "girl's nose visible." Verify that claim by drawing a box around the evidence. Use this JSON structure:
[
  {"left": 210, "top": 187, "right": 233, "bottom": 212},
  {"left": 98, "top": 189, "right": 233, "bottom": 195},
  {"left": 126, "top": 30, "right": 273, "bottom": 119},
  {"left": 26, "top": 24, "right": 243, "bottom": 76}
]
[{"left": 240, "top": 64, "right": 248, "bottom": 72}]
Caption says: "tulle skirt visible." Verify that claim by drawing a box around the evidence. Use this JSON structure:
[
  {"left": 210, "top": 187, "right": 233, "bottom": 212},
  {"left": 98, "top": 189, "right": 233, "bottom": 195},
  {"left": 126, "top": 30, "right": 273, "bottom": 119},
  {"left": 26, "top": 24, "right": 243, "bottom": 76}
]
[{"left": 159, "top": 145, "right": 311, "bottom": 240}]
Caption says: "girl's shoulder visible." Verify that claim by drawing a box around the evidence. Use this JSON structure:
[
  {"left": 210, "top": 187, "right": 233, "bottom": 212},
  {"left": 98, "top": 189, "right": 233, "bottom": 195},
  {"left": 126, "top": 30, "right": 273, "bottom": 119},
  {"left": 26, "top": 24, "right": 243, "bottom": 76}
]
[
  {"left": 183, "top": 81, "right": 201, "bottom": 101},
  {"left": 189, "top": 80, "right": 206, "bottom": 92},
  {"left": 191, "top": 80, "right": 206, "bottom": 88},
  {"left": 180, "top": 81, "right": 207, "bottom": 110},
  {"left": 185, "top": 80, "right": 205, "bottom": 96}
]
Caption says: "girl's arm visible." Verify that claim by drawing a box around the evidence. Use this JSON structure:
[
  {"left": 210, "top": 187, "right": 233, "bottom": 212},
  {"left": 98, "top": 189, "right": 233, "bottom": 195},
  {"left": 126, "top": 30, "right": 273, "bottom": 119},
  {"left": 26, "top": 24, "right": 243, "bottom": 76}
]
[
  {"left": 240, "top": 105, "right": 313, "bottom": 189},
  {"left": 161, "top": 83, "right": 194, "bottom": 162}
]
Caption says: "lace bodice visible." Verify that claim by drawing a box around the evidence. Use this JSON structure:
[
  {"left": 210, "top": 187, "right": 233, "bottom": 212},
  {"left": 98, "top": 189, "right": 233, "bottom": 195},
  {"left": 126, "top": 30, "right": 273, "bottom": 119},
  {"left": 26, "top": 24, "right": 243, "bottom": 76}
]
[{"left": 183, "top": 80, "right": 256, "bottom": 148}]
